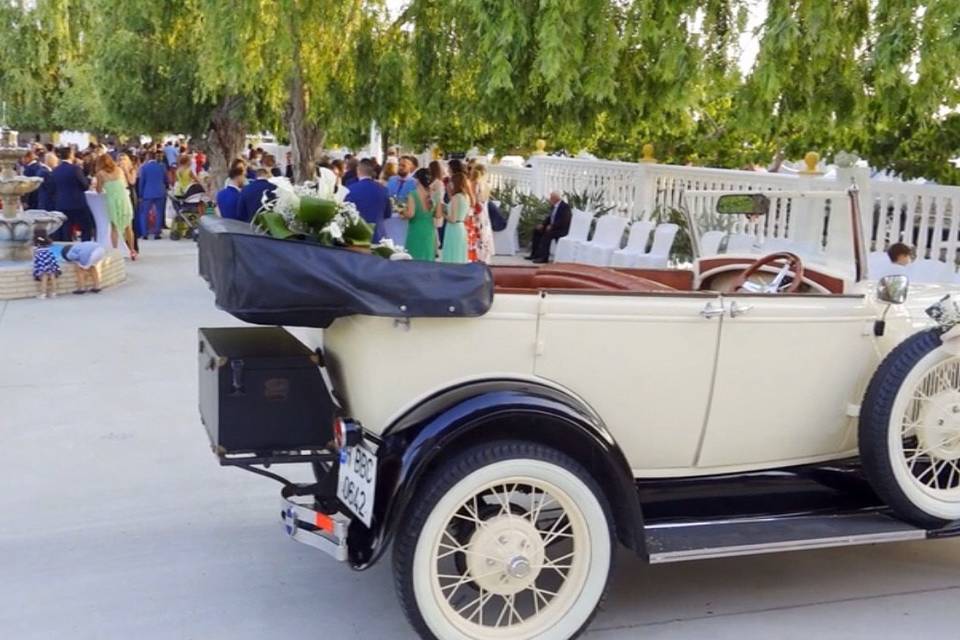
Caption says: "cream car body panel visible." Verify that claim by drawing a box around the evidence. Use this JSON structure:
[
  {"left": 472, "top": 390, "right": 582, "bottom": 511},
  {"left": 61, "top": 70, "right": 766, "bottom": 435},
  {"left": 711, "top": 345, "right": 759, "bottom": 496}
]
[
  {"left": 533, "top": 292, "right": 722, "bottom": 469},
  {"left": 311, "top": 293, "right": 541, "bottom": 433},
  {"left": 696, "top": 293, "right": 878, "bottom": 467}
]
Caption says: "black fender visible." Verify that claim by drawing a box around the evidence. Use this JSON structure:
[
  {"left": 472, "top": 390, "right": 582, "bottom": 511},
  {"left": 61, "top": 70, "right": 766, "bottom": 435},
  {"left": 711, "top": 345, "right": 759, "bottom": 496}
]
[{"left": 347, "top": 378, "right": 645, "bottom": 568}]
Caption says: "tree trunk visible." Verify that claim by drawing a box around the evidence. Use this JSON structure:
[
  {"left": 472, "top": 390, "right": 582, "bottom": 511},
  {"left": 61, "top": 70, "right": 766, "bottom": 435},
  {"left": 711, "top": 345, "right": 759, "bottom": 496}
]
[
  {"left": 207, "top": 95, "right": 246, "bottom": 190},
  {"left": 381, "top": 129, "right": 390, "bottom": 164},
  {"left": 286, "top": 21, "right": 324, "bottom": 183}
]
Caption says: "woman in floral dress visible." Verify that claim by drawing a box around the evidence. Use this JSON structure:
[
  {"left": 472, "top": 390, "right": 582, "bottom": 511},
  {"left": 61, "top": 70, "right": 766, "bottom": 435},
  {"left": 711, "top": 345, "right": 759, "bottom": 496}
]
[{"left": 470, "top": 163, "right": 495, "bottom": 263}]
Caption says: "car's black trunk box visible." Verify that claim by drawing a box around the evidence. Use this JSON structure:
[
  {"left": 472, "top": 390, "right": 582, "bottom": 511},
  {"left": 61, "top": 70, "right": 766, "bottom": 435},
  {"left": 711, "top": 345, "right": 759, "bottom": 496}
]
[{"left": 198, "top": 327, "right": 334, "bottom": 455}]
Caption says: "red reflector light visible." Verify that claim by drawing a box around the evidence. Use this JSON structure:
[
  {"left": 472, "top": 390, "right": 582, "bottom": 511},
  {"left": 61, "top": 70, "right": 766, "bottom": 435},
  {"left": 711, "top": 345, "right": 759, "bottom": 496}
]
[
  {"left": 315, "top": 512, "right": 334, "bottom": 534},
  {"left": 333, "top": 418, "right": 345, "bottom": 450}
]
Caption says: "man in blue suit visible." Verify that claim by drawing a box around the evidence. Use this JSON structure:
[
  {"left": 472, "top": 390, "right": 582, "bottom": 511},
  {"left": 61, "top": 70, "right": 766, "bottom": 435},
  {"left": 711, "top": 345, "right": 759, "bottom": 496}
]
[
  {"left": 51, "top": 147, "right": 94, "bottom": 241},
  {"left": 20, "top": 150, "right": 42, "bottom": 209},
  {"left": 386, "top": 155, "right": 418, "bottom": 204},
  {"left": 216, "top": 166, "right": 246, "bottom": 220},
  {"left": 137, "top": 151, "right": 169, "bottom": 239},
  {"left": 345, "top": 159, "right": 391, "bottom": 242},
  {"left": 236, "top": 168, "right": 276, "bottom": 223},
  {"left": 36, "top": 153, "right": 55, "bottom": 211}
]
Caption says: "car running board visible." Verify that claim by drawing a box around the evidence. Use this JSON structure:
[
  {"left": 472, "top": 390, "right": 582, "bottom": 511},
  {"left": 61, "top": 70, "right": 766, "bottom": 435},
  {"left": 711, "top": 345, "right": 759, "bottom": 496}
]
[{"left": 644, "top": 510, "right": 960, "bottom": 564}]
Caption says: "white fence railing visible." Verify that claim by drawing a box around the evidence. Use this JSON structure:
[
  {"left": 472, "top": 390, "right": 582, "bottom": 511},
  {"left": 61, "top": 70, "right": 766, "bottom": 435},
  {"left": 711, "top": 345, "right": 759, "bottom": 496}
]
[{"left": 485, "top": 156, "right": 960, "bottom": 265}]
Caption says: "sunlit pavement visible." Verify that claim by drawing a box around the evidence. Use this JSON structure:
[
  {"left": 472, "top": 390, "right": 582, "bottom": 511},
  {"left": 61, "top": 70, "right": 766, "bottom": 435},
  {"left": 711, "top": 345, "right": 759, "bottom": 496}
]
[{"left": 2, "top": 240, "right": 959, "bottom": 639}]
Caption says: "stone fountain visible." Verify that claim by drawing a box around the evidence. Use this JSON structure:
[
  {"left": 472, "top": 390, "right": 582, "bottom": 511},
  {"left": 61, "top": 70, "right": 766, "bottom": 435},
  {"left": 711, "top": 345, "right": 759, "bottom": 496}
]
[{"left": 0, "top": 127, "right": 65, "bottom": 261}]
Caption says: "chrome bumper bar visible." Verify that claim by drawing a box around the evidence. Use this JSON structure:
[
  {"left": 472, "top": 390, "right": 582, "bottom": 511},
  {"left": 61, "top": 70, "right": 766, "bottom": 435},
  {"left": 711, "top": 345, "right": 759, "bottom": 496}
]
[{"left": 280, "top": 495, "right": 350, "bottom": 562}]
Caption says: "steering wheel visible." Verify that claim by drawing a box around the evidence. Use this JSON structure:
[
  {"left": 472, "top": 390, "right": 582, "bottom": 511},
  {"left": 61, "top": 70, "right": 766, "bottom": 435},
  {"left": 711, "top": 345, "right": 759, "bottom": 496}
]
[{"left": 730, "top": 252, "right": 805, "bottom": 293}]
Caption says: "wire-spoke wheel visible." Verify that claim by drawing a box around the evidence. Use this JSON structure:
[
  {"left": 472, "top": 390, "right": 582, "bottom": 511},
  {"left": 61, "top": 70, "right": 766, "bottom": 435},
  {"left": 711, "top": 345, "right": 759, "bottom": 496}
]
[
  {"left": 393, "top": 441, "right": 613, "bottom": 640},
  {"left": 861, "top": 329, "right": 960, "bottom": 527}
]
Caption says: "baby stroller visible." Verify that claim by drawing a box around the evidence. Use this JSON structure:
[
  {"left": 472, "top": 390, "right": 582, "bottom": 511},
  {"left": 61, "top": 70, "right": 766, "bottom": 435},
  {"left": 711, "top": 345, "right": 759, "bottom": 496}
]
[{"left": 170, "top": 183, "right": 210, "bottom": 241}]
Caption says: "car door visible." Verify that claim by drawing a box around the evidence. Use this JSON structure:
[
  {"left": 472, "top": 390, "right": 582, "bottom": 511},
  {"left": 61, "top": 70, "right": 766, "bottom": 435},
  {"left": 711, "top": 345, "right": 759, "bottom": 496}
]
[
  {"left": 534, "top": 291, "right": 723, "bottom": 472},
  {"left": 696, "top": 293, "right": 879, "bottom": 469}
]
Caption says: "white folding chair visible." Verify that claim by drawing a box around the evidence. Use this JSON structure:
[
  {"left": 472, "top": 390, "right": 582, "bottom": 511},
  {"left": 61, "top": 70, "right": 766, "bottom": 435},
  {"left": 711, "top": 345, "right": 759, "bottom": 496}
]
[
  {"left": 610, "top": 221, "right": 654, "bottom": 267},
  {"left": 725, "top": 233, "right": 757, "bottom": 254},
  {"left": 909, "top": 259, "right": 956, "bottom": 284},
  {"left": 761, "top": 237, "right": 794, "bottom": 252},
  {"left": 632, "top": 223, "right": 680, "bottom": 268},
  {"left": 868, "top": 251, "right": 897, "bottom": 279},
  {"left": 699, "top": 230, "right": 725, "bottom": 257},
  {"left": 493, "top": 204, "right": 522, "bottom": 256},
  {"left": 553, "top": 209, "right": 595, "bottom": 262},
  {"left": 578, "top": 215, "right": 630, "bottom": 266},
  {"left": 382, "top": 216, "right": 408, "bottom": 248}
]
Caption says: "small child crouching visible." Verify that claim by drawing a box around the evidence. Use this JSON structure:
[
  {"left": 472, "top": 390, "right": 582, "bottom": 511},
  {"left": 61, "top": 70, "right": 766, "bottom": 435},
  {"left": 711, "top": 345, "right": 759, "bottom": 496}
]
[
  {"left": 61, "top": 241, "right": 107, "bottom": 294},
  {"left": 32, "top": 229, "right": 61, "bottom": 299}
]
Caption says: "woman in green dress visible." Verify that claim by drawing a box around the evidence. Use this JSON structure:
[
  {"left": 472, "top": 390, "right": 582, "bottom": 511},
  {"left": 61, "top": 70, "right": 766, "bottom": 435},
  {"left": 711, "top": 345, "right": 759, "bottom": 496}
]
[
  {"left": 95, "top": 154, "right": 137, "bottom": 260},
  {"left": 440, "top": 173, "right": 470, "bottom": 263},
  {"left": 402, "top": 168, "right": 438, "bottom": 261}
]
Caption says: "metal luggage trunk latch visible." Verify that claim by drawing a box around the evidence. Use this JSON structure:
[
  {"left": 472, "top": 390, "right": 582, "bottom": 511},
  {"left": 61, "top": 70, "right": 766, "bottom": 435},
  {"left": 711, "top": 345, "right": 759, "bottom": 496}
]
[{"left": 230, "top": 359, "right": 246, "bottom": 395}]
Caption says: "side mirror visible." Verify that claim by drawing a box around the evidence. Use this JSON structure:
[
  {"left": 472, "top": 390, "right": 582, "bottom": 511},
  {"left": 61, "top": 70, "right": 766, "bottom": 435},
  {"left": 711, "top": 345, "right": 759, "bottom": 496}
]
[{"left": 877, "top": 274, "right": 909, "bottom": 304}]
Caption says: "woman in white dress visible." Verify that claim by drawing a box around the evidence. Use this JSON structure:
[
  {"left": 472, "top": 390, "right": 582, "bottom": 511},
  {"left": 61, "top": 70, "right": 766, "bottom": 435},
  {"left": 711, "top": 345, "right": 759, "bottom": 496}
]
[{"left": 469, "top": 163, "right": 495, "bottom": 263}]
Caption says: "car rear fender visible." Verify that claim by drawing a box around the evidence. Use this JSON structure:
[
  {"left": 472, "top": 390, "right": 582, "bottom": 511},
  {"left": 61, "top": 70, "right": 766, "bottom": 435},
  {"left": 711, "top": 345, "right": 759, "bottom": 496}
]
[{"left": 348, "top": 379, "right": 645, "bottom": 568}]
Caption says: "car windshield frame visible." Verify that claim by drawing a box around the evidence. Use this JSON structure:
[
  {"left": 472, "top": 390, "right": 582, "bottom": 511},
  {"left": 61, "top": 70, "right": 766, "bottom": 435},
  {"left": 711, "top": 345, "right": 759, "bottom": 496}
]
[{"left": 680, "top": 188, "right": 866, "bottom": 282}]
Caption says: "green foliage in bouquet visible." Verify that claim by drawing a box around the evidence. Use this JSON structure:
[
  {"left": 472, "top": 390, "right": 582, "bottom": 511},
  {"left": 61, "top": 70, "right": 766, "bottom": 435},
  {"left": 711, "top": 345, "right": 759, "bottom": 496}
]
[
  {"left": 296, "top": 196, "right": 339, "bottom": 228},
  {"left": 251, "top": 179, "right": 406, "bottom": 258}
]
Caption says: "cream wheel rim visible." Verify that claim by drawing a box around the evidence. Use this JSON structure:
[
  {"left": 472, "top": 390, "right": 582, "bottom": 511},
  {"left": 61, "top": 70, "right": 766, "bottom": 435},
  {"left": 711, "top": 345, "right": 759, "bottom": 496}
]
[
  {"left": 428, "top": 477, "right": 590, "bottom": 637},
  {"left": 893, "top": 354, "right": 960, "bottom": 501}
]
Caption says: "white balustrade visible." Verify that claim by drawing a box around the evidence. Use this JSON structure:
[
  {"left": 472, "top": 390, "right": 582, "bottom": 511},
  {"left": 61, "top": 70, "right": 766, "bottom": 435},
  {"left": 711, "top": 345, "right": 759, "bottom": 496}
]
[
  {"left": 486, "top": 164, "right": 534, "bottom": 195},
  {"left": 484, "top": 154, "right": 960, "bottom": 268}
]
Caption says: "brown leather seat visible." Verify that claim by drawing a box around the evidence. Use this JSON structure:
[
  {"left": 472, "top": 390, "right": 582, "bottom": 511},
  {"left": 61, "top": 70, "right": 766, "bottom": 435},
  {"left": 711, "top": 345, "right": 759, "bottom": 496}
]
[{"left": 492, "top": 264, "right": 676, "bottom": 293}]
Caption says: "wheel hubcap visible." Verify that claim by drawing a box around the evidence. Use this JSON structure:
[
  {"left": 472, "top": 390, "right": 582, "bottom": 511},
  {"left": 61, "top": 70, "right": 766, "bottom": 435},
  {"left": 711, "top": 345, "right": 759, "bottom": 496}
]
[
  {"left": 917, "top": 391, "right": 960, "bottom": 460},
  {"left": 466, "top": 515, "right": 545, "bottom": 596},
  {"left": 429, "top": 478, "right": 588, "bottom": 632},
  {"left": 899, "top": 358, "right": 960, "bottom": 493}
]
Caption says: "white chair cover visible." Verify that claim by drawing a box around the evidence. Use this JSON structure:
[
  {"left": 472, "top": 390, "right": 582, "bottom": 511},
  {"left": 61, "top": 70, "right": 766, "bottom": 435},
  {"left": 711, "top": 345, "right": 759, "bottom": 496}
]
[
  {"left": 632, "top": 223, "right": 680, "bottom": 268},
  {"left": 725, "top": 233, "right": 757, "bottom": 254},
  {"left": 909, "top": 259, "right": 956, "bottom": 284},
  {"left": 610, "top": 221, "right": 654, "bottom": 267},
  {"left": 554, "top": 209, "right": 595, "bottom": 262},
  {"left": 578, "top": 215, "right": 629, "bottom": 266},
  {"left": 493, "top": 204, "right": 522, "bottom": 256},
  {"left": 699, "top": 230, "right": 725, "bottom": 256},
  {"left": 382, "top": 216, "right": 409, "bottom": 248},
  {"left": 761, "top": 237, "right": 794, "bottom": 252}
]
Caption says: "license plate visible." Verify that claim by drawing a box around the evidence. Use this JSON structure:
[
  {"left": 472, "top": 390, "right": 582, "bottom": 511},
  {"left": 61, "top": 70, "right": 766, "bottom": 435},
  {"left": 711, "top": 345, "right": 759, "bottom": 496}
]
[{"left": 337, "top": 443, "right": 377, "bottom": 527}]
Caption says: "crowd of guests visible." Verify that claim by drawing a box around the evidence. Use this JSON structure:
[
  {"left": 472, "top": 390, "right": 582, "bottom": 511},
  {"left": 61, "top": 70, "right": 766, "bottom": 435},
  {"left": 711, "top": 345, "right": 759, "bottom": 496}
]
[
  {"left": 17, "top": 139, "right": 218, "bottom": 261},
  {"left": 346, "top": 153, "right": 499, "bottom": 264},
  {"left": 19, "top": 138, "right": 521, "bottom": 267},
  {"left": 215, "top": 149, "right": 506, "bottom": 265}
]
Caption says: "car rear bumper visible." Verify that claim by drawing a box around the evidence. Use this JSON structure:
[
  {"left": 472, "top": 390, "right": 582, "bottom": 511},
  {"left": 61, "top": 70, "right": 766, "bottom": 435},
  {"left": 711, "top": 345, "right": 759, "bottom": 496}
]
[{"left": 280, "top": 489, "right": 351, "bottom": 562}]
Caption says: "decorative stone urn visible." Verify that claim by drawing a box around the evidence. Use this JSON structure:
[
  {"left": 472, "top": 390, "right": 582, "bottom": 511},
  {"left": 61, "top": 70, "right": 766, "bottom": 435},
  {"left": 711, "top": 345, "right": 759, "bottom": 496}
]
[{"left": 0, "top": 129, "right": 65, "bottom": 261}]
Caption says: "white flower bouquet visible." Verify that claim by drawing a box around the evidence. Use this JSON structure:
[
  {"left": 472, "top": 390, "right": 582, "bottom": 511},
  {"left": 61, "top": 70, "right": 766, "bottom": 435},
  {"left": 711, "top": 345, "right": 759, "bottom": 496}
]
[{"left": 251, "top": 175, "right": 408, "bottom": 259}]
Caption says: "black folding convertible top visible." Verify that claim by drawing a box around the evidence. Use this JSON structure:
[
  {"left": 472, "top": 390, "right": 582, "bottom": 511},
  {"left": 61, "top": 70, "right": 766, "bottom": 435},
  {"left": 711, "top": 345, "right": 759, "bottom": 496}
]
[{"left": 198, "top": 217, "right": 494, "bottom": 328}]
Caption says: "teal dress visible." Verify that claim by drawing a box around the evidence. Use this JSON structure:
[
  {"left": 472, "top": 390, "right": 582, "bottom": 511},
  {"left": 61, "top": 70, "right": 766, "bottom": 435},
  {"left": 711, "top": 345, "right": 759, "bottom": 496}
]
[
  {"left": 441, "top": 193, "right": 469, "bottom": 263},
  {"left": 405, "top": 190, "right": 436, "bottom": 261},
  {"left": 103, "top": 176, "right": 134, "bottom": 230}
]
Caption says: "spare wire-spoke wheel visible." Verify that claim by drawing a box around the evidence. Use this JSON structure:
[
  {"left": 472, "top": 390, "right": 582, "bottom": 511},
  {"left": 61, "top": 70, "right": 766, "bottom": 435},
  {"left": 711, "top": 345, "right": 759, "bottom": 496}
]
[{"left": 861, "top": 329, "right": 960, "bottom": 527}]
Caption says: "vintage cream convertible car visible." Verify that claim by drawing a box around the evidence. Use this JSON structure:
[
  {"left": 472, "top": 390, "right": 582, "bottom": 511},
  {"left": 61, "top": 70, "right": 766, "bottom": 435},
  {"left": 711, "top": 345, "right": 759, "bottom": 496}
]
[{"left": 198, "top": 187, "right": 960, "bottom": 640}]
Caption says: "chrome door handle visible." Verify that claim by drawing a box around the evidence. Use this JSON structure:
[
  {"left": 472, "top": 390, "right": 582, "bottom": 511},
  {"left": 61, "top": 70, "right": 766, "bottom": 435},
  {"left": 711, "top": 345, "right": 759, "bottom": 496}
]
[
  {"left": 700, "top": 301, "right": 724, "bottom": 318},
  {"left": 729, "top": 301, "right": 753, "bottom": 318}
]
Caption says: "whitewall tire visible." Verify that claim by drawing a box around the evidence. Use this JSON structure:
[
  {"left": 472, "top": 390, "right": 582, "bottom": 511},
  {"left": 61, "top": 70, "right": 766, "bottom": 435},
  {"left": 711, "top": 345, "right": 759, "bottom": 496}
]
[
  {"left": 860, "top": 329, "right": 960, "bottom": 526},
  {"left": 392, "top": 440, "right": 613, "bottom": 640}
]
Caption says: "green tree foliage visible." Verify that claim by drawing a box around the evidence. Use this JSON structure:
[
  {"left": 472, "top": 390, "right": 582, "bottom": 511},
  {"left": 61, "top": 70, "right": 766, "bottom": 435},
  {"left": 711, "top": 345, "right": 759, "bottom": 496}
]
[
  {"left": 0, "top": 0, "right": 107, "bottom": 132},
  {"left": 0, "top": 0, "right": 957, "bottom": 183}
]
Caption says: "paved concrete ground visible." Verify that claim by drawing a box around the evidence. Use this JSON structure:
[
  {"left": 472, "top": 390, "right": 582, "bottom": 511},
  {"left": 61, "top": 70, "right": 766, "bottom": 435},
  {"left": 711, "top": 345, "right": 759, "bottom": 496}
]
[{"left": 2, "top": 241, "right": 960, "bottom": 639}]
